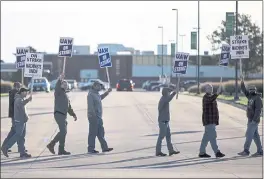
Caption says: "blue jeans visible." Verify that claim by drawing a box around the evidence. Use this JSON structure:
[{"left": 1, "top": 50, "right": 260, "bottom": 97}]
[
  {"left": 2, "top": 122, "right": 26, "bottom": 155},
  {"left": 88, "top": 118, "right": 108, "bottom": 152},
  {"left": 199, "top": 124, "right": 220, "bottom": 154},
  {"left": 2, "top": 118, "right": 18, "bottom": 149},
  {"left": 156, "top": 121, "right": 174, "bottom": 154},
  {"left": 244, "top": 121, "right": 263, "bottom": 153}
]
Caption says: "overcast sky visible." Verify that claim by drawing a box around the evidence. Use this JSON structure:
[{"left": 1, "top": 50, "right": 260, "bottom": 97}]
[{"left": 1, "top": 1, "right": 262, "bottom": 62}]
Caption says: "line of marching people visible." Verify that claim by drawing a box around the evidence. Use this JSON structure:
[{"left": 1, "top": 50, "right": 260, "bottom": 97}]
[{"left": 1, "top": 74, "right": 263, "bottom": 159}]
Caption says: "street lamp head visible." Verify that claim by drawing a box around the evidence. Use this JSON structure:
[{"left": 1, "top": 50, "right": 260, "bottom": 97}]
[
  {"left": 172, "top": 9, "right": 178, "bottom": 11},
  {"left": 158, "top": 26, "right": 163, "bottom": 29}
]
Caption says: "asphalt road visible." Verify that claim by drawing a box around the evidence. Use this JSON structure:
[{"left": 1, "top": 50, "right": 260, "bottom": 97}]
[{"left": 1, "top": 90, "right": 263, "bottom": 178}]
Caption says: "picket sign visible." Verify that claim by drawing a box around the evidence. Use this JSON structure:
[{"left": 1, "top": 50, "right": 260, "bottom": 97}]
[
  {"left": 97, "top": 47, "right": 112, "bottom": 86},
  {"left": 219, "top": 44, "right": 231, "bottom": 82},
  {"left": 173, "top": 52, "right": 190, "bottom": 99},
  {"left": 16, "top": 47, "right": 30, "bottom": 86},
  {"left": 58, "top": 37, "right": 74, "bottom": 74},
  {"left": 24, "top": 52, "right": 44, "bottom": 94},
  {"left": 230, "top": 35, "right": 249, "bottom": 76}
]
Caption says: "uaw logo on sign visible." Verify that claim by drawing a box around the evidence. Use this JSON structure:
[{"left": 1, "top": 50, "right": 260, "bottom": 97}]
[
  {"left": 58, "top": 37, "right": 74, "bottom": 57},
  {"left": 16, "top": 47, "right": 30, "bottom": 69},
  {"left": 219, "top": 44, "right": 230, "bottom": 66},
  {"left": 230, "top": 35, "right": 249, "bottom": 59},
  {"left": 98, "top": 47, "right": 112, "bottom": 68},
  {"left": 173, "top": 52, "right": 190, "bottom": 74}
]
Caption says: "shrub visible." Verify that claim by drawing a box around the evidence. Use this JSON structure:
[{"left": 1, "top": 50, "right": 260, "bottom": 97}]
[
  {"left": 1, "top": 81, "right": 13, "bottom": 93},
  {"left": 246, "top": 80, "right": 263, "bottom": 94},
  {"left": 188, "top": 80, "right": 263, "bottom": 96},
  {"left": 187, "top": 82, "right": 221, "bottom": 93}
]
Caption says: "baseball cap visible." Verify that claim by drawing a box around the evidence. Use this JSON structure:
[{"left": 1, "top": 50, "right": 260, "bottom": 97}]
[{"left": 18, "top": 87, "right": 30, "bottom": 94}]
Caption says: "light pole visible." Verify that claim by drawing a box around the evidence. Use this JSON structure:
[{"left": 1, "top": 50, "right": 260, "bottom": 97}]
[
  {"left": 172, "top": 8, "right": 179, "bottom": 97},
  {"left": 197, "top": 0, "right": 200, "bottom": 94},
  {"left": 179, "top": 34, "right": 186, "bottom": 51},
  {"left": 158, "top": 26, "right": 164, "bottom": 76},
  {"left": 172, "top": 9, "right": 179, "bottom": 54},
  {"left": 234, "top": 1, "right": 239, "bottom": 100}
]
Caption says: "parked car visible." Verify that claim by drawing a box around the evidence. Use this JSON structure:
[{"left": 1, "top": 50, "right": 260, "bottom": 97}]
[
  {"left": 151, "top": 83, "right": 176, "bottom": 91},
  {"left": 80, "top": 79, "right": 106, "bottom": 91},
  {"left": 116, "top": 79, "right": 135, "bottom": 91},
  {"left": 180, "top": 80, "right": 198, "bottom": 90},
  {"left": 28, "top": 77, "right": 50, "bottom": 92},
  {"left": 65, "top": 79, "right": 77, "bottom": 90},
  {"left": 145, "top": 81, "right": 162, "bottom": 91},
  {"left": 50, "top": 79, "right": 72, "bottom": 91}
]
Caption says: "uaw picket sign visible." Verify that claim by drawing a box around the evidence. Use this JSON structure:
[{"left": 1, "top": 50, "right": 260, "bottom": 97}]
[
  {"left": 98, "top": 47, "right": 112, "bottom": 68},
  {"left": 230, "top": 35, "right": 249, "bottom": 59},
  {"left": 219, "top": 44, "right": 231, "bottom": 66},
  {"left": 58, "top": 37, "right": 74, "bottom": 57},
  {"left": 173, "top": 52, "right": 190, "bottom": 74},
  {"left": 16, "top": 47, "right": 30, "bottom": 69},
  {"left": 24, "top": 53, "right": 44, "bottom": 78}
]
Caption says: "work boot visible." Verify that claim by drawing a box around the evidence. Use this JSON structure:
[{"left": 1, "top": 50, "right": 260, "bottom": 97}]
[
  {"left": 20, "top": 153, "right": 32, "bottom": 159},
  {"left": 199, "top": 153, "right": 211, "bottom": 158},
  {"left": 88, "top": 150, "right": 99, "bottom": 154},
  {"left": 169, "top": 150, "right": 180, "bottom": 156},
  {"left": 47, "top": 143, "right": 56, "bottom": 154},
  {"left": 251, "top": 151, "right": 263, "bottom": 157},
  {"left": 156, "top": 152, "right": 167, "bottom": 157},
  {"left": 58, "top": 146, "right": 71, "bottom": 155},
  {"left": 102, "top": 148, "right": 113, "bottom": 153},
  {"left": 1, "top": 147, "right": 9, "bottom": 158},
  {"left": 215, "top": 151, "right": 225, "bottom": 158},
  {"left": 237, "top": 150, "right": 250, "bottom": 156}
]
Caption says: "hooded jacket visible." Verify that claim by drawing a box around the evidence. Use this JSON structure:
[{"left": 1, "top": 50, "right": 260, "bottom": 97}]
[
  {"left": 14, "top": 94, "right": 30, "bottom": 123},
  {"left": 241, "top": 81, "right": 263, "bottom": 123},
  {"left": 158, "top": 88, "right": 176, "bottom": 122},
  {"left": 54, "top": 78, "right": 76, "bottom": 117},
  {"left": 8, "top": 88, "right": 19, "bottom": 118},
  {"left": 87, "top": 88, "right": 109, "bottom": 120}
]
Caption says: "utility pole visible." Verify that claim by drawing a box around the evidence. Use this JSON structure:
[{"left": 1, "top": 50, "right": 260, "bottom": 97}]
[
  {"left": 197, "top": 0, "right": 200, "bottom": 94},
  {"left": 234, "top": 1, "right": 239, "bottom": 100},
  {"left": 158, "top": 26, "right": 164, "bottom": 76}
]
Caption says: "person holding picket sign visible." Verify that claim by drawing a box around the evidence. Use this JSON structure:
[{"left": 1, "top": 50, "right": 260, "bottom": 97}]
[
  {"left": 199, "top": 82, "right": 225, "bottom": 158},
  {"left": 156, "top": 87, "right": 180, "bottom": 157},
  {"left": 1, "top": 87, "right": 32, "bottom": 158},
  {"left": 87, "top": 81, "right": 113, "bottom": 154},
  {"left": 47, "top": 73, "right": 77, "bottom": 155},
  {"left": 237, "top": 75, "right": 263, "bottom": 157}
]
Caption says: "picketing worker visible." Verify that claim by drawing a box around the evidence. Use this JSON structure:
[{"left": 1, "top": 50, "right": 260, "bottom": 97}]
[
  {"left": 87, "top": 81, "right": 113, "bottom": 154},
  {"left": 1, "top": 82, "right": 28, "bottom": 153},
  {"left": 156, "top": 87, "right": 180, "bottom": 157},
  {"left": 238, "top": 75, "right": 263, "bottom": 157},
  {"left": 47, "top": 73, "right": 77, "bottom": 155},
  {"left": 199, "top": 83, "right": 225, "bottom": 158},
  {"left": 1, "top": 87, "right": 32, "bottom": 158}
]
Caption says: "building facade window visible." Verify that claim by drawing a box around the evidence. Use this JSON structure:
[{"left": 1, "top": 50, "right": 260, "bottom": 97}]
[{"left": 116, "top": 59, "right": 120, "bottom": 76}]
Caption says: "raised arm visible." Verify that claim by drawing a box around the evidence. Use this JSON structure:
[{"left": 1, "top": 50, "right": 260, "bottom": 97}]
[
  {"left": 55, "top": 74, "right": 64, "bottom": 94},
  {"left": 158, "top": 91, "right": 177, "bottom": 111},
  {"left": 241, "top": 80, "right": 250, "bottom": 98},
  {"left": 100, "top": 91, "right": 109, "bottom": 100},
  {"left": 100, "top": 88, "right": 112, "bottom": 100}
]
